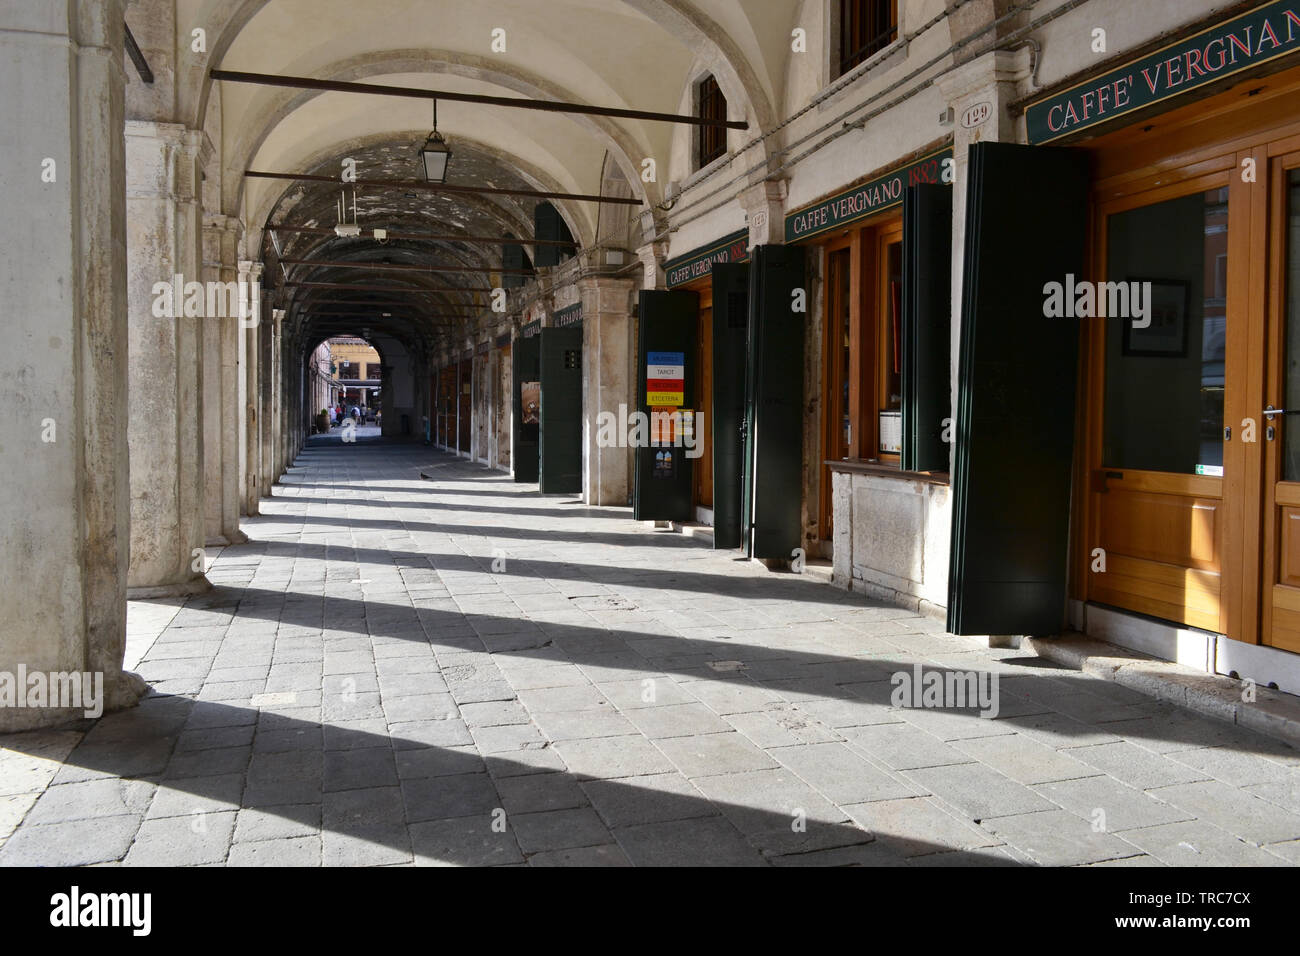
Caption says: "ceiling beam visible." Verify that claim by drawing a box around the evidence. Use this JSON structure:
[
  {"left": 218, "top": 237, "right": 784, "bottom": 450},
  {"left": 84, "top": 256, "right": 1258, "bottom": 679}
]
[
  {"left": 210, "top": 69, "right": 748, "bottom": 130},
  {"left": 280, "top": 257, "right": 533, "bottom": 276},
  {"left": 269, "top": 224, "right": 576, "bottom": 246},
  {"left": 283, "top": 280, "right": 492, "bottom": 293},
  {"left": 305, "top": 302, "right": 481, "bottom": 313},
  {"left": 245, "top": 170, "right": 640, "bottom": 206}
]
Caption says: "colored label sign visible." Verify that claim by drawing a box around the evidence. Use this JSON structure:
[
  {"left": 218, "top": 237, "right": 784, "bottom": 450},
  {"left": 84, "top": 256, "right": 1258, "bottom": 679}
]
[
  {"left": 665, "top": 229, "right": 750, "bottom": 288},
  {"left": 646, "top": 350, "right": 684, "bottom": 406},
  {"left": 784, "top": 147, "right": 952, "bottom": 243},
  {"left": 1026, "top": 0, "right": 1300, "bottom": 144}
]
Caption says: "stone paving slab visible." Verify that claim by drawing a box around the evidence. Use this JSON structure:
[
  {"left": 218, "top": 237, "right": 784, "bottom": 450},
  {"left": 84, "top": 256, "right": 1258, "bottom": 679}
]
[{"left": 3, "top": 441, "right": 1300, "bottom": 866}]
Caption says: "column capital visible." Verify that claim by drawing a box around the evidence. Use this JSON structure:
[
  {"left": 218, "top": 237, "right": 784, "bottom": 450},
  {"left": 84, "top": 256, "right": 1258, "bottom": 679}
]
[
  {"left": 635, "top": 241, "right": 669, "bottom": 290},
  {"left": 739, "top": 179, "right": 788, "bottom": 248}
]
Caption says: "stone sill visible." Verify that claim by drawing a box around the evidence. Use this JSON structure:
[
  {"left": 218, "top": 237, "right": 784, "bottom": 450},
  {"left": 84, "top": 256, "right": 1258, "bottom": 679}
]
[{"left": 825, "top": 458, "right": 949, "bottom": 485}]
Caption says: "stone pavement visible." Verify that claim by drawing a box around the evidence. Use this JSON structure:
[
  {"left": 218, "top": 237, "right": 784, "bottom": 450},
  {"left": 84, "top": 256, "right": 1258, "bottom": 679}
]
[{"left": 3, "top": 438, "right": 1300, "bottom": 867}]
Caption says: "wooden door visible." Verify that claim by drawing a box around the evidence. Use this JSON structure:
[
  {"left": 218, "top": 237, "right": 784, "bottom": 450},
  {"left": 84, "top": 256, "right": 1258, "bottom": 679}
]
[
  {"left": 1086, "top": 174, "right": 1236, "bottom": 635},
  {"left": 1261, "top": 142, "right": 1300, "bottom": 652}
]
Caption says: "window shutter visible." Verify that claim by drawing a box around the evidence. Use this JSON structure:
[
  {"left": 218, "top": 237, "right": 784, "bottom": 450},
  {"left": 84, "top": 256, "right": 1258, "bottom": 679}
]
[
  {"left": 633, "top": 290, "right": 698, "bottom": 521},
  {"left": 901, "top": 183, "right": 952, "bottom": 473},
  {"left": 743, "top": 244, "right": 806, "bottom": 560},
  {"left": 711, "top": 263, "right": 749, "bottom": 549},
  {"left": 539, "top": 327, "right": 583, "bottom": 493},
  {"left": 947, "top": 142, "right": 1089, "bottom": 637},
  {"left": 533, "top": 202, "right": 575, "bottom": 267}
]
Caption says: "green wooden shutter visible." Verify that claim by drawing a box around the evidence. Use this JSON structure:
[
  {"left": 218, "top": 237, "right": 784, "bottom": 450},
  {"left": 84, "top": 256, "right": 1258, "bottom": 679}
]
[
  {"left": 503, "top": 242, "right": 532, "bottom": 289},
  {"left": 633, "top": 289, "right": 697, "bottom": 521},
  {"left": 743, "top": 244, "right": 806, "bottom": 560},
  {"left": 533, "top": 202, "right": 576, "bottom": 268},
  {"left": 901, "top": 183, "right": 953, "bottom": 473},
  {"left": 948, "top": 142, "right": 1089, "bottom": 636},
  {"left": 512, "top": 334, "right": 540, "bottom": 483},
  {"left": 539, "top": 326, "right": 583, "bottom": 493},
  {"left": 711, "top": 263, "right": 749, "bottom": 549}
]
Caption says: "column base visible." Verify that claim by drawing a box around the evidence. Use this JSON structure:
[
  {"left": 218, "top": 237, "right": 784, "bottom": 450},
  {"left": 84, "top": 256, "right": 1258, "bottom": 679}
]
[
  {"left": 207, "top": 529, "right": 248, "bottom": 547},
  {"left": 0, "top": 670, "right": 150, "bottom": 732},
  {"left": 126, "top": 575, "right": 212, "bottom": 600}
]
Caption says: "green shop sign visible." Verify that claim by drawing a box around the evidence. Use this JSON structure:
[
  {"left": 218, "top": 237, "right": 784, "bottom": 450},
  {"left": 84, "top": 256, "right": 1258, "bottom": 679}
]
[
  {"left": 554, "top": 303, "right": 583, "bottom": 328},
  {"left": 664, "top": 229, "right": 749, "bottom": 288},
  {"left": 1026, "top": 0, "right": 1300, "bottom": 144},
  {"left": 784, "top": 147, "right": 952, "bottom": 243}
]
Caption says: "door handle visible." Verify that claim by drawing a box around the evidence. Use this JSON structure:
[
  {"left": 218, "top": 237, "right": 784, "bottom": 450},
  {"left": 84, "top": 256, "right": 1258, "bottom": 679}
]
[{"left": 1264, "top": 405, "right": 1297, "bottom": 420}]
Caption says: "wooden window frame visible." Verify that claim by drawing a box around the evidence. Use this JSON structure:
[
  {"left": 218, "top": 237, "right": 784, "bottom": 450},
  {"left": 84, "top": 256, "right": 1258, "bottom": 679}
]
[
  {"left": 817, "top": 212, "right": 904, "bottom": 539},
  {"left": 838, "top": 0, "right": 898, "bottom": 78},
  {"left": 697, "top": 74, "right": 727, "bottom": 170}
]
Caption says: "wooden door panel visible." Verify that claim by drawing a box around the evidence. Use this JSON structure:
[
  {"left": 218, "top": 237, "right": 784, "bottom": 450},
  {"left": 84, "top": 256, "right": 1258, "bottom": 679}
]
[
  {"left": 1268, "top": 585, "right": 1300, "bottom": 652},
  {"left": 1091, "top": 551, "right": 1222, "bottom": 631},
  {"left": 1099, "top": 491, "right": 1221, "bottom": 570}
]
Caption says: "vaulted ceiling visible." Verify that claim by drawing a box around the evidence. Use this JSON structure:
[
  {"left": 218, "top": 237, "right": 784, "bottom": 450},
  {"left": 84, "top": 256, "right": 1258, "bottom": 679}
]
[{"left": 128, "top": 0, "right": 807, "bottom": 354}]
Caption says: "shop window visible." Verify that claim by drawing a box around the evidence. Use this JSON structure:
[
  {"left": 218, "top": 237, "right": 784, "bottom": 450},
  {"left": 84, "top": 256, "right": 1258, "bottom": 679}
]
[
  {"left": 821, "top": 223, "right": 904, "bottom": 465},
  {"left": 838, "top": 0, "right": 898, "bottom": 77},
  {"left": 697, "top": 74, "right": 727, "bottom": 169},
  {"left": 1103, "top": 187, "right": 1228, "bottom": 476}
]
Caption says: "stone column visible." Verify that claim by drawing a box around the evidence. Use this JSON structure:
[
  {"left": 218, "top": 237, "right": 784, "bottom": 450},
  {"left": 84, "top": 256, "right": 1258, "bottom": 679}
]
[
  {"left": 486, "top": 345, "right": 502, "bottom": 470},
  {"left": 579, "top": 277, "right": 636, "bottom": 506},
  {"left": 125, "top": 121, "right": 211, "bottom": 597},
  {"left": 0, "top": 0, "right": 148, "bottom": 728},
  {"left": 935, "top": 49, "right": 1031, "bottom": 476},
  {"left": 201, "top": 214, "right": 246, "bottom": 545},
  {"left": 265, "top": 308, "right": 284, "bottom": 489},
  {"left": 635, "top": 240, "right": 668, "bottom": 291},
  {"left": 239, "top": 260, "right": 263, "bottom": 516},
  {"left": 259, "top": 303, "right": 276, "bottom": 496}
]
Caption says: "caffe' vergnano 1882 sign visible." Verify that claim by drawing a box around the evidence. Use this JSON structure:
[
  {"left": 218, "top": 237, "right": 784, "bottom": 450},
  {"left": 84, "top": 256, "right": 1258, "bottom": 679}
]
[{"left": 1026, "top": 0, "right": 1300, "bottom": 143}]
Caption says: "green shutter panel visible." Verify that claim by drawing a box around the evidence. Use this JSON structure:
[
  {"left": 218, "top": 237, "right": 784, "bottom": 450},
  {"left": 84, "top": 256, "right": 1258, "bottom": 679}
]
[
  {"left": 711, "top": 263, "right": 749, "bottom": 549},
  {"left": 947, "top": 142, "right": 1089, "bottom": 636},
  {"left": 503, "top": 242, "right": 527, "bottom": 289},
  {"left": 901, "top": 183, "right": 953, "bottom": 474},
  {"left": 744, "top": 244, "right": 806, "bottom": 560},
  {"left": 533, "top": 202, "right": 575, "bottom": 268},
  {"left": 539, "top": 326, "right": 583, "bottom": 493},
  {"left": 512, "top": 334, "right": 540, "bottom": 483},
  {"left": 633, "top": 289, "right": 697, "bottom": 521}
]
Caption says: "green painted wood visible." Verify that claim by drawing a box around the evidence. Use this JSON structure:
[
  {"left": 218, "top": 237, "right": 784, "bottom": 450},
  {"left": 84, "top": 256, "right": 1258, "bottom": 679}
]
[
  {"left": 512, "top": 333, "right": 540, "bottom": 483},
  {"left": 539, "top": 326, "right": 583, "bottom": 493},
  {"left": 902, "top": 183, "right": 953, "bottom": 473},
  {"left": 744, "top": 244, "right": 806, "bottom": 560},
  {"left": 711, "top": 262, "right": 749, "bottom": 549},
  {"left": 633, "top": 289, "right": 697, "bottom": 521},
  {"left": 947, "top": 142, "right": 1090, "bottom": 636}
]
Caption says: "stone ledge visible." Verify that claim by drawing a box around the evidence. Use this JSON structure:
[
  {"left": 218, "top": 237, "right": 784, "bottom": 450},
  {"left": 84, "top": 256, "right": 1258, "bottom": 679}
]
[{"left": 1025, "top": 633, "right": 1300, "bottom": 750}]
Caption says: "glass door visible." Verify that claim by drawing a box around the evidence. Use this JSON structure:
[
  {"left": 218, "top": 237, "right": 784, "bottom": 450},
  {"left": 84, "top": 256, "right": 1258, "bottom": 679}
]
[
  {"left": 1261, "top": 154, "right": 1300, "bottom": 652},
  {"left": 1087, "top": 178, "right": 1235, "bottom": 634}
]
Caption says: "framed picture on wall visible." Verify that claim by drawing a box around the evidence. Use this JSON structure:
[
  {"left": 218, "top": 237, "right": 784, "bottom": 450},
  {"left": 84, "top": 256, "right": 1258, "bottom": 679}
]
[{"left": 1122, "top": 278, "right": 1190, "bottom": 357}]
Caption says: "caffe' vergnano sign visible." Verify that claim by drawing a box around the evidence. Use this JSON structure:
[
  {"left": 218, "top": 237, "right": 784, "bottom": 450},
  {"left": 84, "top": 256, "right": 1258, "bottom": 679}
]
[{"left": 1026, "top": 0, "right": 1300, "bottom": 143}]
